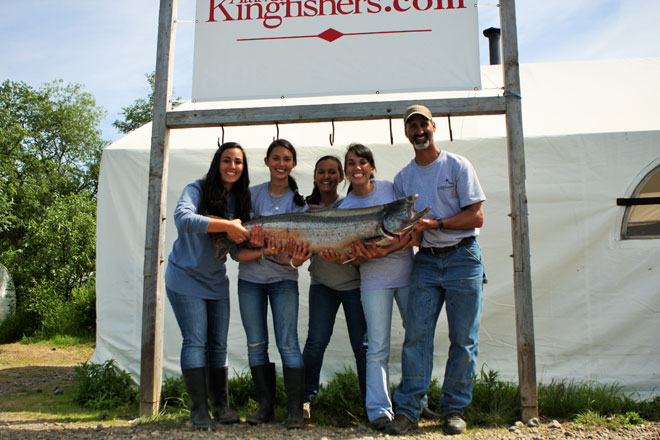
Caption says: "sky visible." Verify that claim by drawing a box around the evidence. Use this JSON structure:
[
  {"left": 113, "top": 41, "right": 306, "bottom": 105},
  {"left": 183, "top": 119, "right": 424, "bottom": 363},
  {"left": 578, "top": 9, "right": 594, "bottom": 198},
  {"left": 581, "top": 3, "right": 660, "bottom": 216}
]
[{"left": 2, "top": 0, "right": 659, "bottom": 143}]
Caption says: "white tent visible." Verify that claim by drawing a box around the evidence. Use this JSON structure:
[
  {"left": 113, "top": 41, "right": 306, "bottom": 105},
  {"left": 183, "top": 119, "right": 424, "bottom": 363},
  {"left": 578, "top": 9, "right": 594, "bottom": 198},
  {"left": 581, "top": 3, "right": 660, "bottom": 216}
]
[{"left": 93, "top": 58, "right": 660, "bottom": 396}]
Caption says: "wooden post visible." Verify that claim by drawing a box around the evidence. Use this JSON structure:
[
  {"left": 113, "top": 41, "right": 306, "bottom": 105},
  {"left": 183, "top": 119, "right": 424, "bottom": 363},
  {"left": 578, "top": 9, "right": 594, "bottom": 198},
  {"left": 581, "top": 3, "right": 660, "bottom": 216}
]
[
  {"left": 140, "top": 0, "right": 177, "bottom": 417},
  {"left": 500, "top": 0, "right": 539, "bottom": 421}
]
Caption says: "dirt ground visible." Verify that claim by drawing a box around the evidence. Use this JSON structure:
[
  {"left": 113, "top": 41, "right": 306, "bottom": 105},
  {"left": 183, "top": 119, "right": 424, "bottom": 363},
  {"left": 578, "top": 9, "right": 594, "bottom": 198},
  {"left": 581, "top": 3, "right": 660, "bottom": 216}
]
[
  {"left": 1, "top": 343, "right": 660, "bottom": 439},
  {"left": 0, "top": 343, "right": 94, "bottom": 395}
]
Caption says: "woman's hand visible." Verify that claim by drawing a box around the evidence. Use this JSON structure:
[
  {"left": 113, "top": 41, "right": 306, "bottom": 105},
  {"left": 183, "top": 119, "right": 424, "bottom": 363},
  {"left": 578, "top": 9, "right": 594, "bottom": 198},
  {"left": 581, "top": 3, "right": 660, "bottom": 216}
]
[
  {"left": 227, "top": 219, "right": 250, "bottom": 244},
  {"left": 263, "top": 237, "right": 285, "bottom": 257},
  {"left": 353, "top": 240, "right": 389, "bottom": 260},
  {"left": 248, "top": 225, "right": 264, "bottom": 248},
  {"left": 319, "top": 249, "right": 342, "bottom": 263},
  {"left": 290, "top": 241, "right": 313, "bottom": 267}
]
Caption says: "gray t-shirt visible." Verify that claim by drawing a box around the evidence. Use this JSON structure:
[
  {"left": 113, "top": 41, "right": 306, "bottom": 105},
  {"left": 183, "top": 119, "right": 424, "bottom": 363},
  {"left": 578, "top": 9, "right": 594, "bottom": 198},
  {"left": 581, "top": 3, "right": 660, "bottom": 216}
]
[
  {"left": 237, "top": 182, "right": 307, "bottom": 284},
  {"left": 307, "top": 197, "right": 360, "bottom": 291},
  {"left": 394, "top": 150, "right": 486, "bottom": 248}
]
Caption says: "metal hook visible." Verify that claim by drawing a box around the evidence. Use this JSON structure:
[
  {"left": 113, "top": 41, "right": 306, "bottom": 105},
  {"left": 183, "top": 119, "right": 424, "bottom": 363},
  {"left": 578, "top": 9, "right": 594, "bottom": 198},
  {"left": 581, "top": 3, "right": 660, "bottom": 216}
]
[
  {"left": 217, "top": 125, "right": 225, "bottom": 147},
  {"left": 448, "top": 115, "right": 453, "bottom": 142},
  {"left": 389, "top": 117, "right": 394, "bottom": 145},
  {"left": 273, "top": 122, "right": 279, "bottom": 141},
  {"left": 329, "top": 120, "right": 335, "bottom": 146}
]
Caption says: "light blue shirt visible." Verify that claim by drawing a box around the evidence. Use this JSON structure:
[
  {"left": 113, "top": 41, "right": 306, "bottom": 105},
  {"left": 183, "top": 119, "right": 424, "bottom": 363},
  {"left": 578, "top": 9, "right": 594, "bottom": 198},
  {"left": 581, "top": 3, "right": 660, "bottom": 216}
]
[
  {"left": 339, "top": 180, "right": 413, "bottom": 290},
  {"left": 394, "top": 150, "right": 486, "bottom": 247},
  {"left": 165, "top": 180, "right": 232, "bottom": 299}
]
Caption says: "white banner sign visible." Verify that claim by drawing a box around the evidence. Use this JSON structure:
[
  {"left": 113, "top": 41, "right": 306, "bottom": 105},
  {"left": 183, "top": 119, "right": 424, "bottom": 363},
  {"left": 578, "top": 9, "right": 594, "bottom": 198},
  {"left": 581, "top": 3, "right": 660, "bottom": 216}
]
[{"left": 192, "top": 0, "right": 481, "bottom": 101}]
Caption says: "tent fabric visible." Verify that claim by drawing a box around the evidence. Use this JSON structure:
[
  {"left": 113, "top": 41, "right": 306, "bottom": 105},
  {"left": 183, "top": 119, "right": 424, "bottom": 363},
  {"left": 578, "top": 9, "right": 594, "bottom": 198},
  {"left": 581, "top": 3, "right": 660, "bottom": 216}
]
[{"left": 93, "top": 58, "right": 660, "bottom": 395}]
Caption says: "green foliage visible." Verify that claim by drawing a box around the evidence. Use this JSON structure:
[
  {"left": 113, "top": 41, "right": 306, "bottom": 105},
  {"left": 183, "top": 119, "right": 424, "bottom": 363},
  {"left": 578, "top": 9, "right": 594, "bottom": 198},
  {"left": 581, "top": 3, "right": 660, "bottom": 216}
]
[
  {"left": 575, "top": 410, "right": 646, "bottom": 430},
  {"left": 160, "top": 374, "right": 187, "bottom": 409},
  {"left": 112, "top": 72, "right": 155, "bottom": 134},
  {"left": 73, "top": 360, "right": 138, "bottom": 410},
  {"left": 309, "top": 366, "right": 364, "bottom": 426},
  {"left": 112, "top": 72, "right": 181, "bottom": 134},
  {"left": 637, "top": 395, "right": 660, "bottom": 421},
  {"left": 539, "top": 379, "right": 637, "bottom": 419},
  {"left": 466, "top": 367, "right": 521, "bottom": 426},
  {"left": 0, "top": 79, "right": 104, "bottom": 341}
]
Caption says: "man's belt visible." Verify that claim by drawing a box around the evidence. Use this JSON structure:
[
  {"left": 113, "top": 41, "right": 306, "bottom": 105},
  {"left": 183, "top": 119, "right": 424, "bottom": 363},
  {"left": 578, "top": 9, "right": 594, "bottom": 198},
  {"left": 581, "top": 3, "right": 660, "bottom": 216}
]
[{"left": 420, "top": 236, "right": 475, "bottom": 255}]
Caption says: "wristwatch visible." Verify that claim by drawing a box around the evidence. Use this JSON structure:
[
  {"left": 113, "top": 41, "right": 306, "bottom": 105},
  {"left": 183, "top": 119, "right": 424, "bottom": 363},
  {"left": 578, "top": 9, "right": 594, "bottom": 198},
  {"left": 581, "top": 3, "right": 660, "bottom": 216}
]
[{"left": 435, "top": 218, "right": 444, "bottom": 230}]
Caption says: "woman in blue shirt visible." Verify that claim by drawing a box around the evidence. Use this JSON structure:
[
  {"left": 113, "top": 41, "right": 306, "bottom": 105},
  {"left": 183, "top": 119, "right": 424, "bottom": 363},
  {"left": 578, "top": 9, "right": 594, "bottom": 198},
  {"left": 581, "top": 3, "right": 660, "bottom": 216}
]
[
  {"left": 165, "top": 142, "right": 251, "bottom": 429},
  {"left": 235, "top": 139, "right": 313, "bottom": 429},
  {"left": 337, "top": 143, "right": 414, "bottom": 431}
]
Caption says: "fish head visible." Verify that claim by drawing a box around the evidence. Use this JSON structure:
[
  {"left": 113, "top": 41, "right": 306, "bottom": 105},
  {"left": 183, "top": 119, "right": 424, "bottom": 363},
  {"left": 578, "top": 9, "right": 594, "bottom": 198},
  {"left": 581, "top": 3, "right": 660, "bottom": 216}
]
[{"left": 381, "top": 194, "right": 431, "bottom": 237}]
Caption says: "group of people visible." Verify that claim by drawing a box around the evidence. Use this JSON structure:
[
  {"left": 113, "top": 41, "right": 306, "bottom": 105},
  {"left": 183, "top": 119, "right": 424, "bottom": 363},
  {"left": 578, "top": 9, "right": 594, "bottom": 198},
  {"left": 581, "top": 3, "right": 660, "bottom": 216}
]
[{"left": 164, "top": 104, "right": 487, "bottom": 435}]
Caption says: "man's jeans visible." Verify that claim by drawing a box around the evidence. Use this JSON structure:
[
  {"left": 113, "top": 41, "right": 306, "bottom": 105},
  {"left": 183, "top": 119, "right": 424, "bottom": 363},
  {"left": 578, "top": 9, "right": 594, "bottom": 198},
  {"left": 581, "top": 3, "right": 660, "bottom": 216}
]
[
  {"left": 361, "top": 287, "right": 409, "bottom": 422},
  {"left": 393, "top": 241, "right": 485, "bottom": 421},
  {"left": 237, "top": 279, "right": 304, "bottom": 368},
  {"left": 302, "top": 284, "right": 367, "bottom": 404},
  {"left": 166, "top": 287, "right": 230, "bottom": 370}
]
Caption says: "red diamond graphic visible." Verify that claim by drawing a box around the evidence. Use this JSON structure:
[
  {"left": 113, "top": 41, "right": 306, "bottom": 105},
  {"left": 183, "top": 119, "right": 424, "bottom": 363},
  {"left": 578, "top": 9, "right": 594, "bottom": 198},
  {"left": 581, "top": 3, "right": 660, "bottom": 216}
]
[{"left": 318, "top": 28, "right": 344, "bottom": 42}]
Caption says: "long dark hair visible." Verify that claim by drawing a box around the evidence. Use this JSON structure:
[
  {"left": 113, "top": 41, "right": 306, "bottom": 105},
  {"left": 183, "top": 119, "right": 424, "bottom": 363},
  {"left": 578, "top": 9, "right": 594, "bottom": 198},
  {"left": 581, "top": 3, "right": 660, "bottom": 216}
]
[
  {"left": 200, "top": 142, "right": 251, "bottom": 222},
  {"left": 344, "top": 143, "right": 375, "bottom": 194},
  {"left": 306, "top": 155, "right": 344, "bottom": 206},
  {"left": 266, "top": 138, "right": 306, "bottom": 207}
]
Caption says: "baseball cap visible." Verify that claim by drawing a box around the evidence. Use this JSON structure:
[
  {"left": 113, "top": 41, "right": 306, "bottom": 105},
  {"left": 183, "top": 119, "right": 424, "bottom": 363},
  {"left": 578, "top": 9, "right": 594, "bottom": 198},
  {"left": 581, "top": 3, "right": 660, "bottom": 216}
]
[{"left": 403, "top": 104, "right": 433, "bottom": 124}]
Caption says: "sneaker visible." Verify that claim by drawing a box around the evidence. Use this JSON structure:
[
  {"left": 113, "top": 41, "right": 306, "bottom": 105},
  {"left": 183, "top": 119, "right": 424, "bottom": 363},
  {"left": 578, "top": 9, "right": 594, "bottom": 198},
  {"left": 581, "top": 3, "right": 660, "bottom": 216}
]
[
  {"left": 370, "top": 416, "right": 390, "bottom": 431},
  {"left": 443, "top": 412, "right": 467, "bottom": 435},
  {"left": 384, "top": 413, "right": 418, "bottom": 435},
  {"left": 421, "top": 406, "right": 442, "bottom": 420},
  {"left": 302, "top": 402, "right": 311, "bottom": 420}
]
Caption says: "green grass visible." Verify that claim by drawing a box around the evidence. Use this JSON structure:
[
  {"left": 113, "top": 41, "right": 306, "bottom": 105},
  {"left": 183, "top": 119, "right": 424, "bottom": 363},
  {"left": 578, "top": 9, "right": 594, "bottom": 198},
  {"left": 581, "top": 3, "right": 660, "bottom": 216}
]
[
  {"left": 3, "top": 354, "right": 659, "bottom": 431},
  {"left": 19, "top": 333, "right": 96, "bottom": 346}
]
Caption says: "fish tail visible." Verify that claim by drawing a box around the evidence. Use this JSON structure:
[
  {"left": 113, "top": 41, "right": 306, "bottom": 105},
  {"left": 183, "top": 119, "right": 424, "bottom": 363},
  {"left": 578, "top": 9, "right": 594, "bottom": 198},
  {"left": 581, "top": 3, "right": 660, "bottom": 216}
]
[{"left": 212, "top": 232, "right": 235, "bottom": 260}]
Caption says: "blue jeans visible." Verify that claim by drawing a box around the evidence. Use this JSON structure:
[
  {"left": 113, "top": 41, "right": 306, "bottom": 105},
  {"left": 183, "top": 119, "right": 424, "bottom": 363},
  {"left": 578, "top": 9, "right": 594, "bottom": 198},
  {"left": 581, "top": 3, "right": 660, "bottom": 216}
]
[
  {"left": 361, "top": 287, "right": 409, "bottom": 422},
  {"left": 237, "top": 279, "right": 304, "bottom": 368},
  {"left": 393, "top": 241, "right": 485, "bottom": 421},
  {"left": 302, "top": 284, "right": 367, "bottom": 404},
  {"left": 166, "top": 287, "right": 230, "bottom": 370}
]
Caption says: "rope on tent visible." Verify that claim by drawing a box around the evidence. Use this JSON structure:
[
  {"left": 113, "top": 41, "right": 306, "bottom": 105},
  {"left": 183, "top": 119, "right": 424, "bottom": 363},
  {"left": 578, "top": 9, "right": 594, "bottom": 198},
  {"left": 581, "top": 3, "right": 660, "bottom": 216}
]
[
  {"left": 448, "top": 115, "right": 453, "bottom": 142},
  {"left": 217, "top": 125, "right": 225, "bottom": 147},
  {"left": 389, "top": 117, "right": 394, "bottom": 145},
  {"left": 273, "top": 122, "right": 279, "bottom": 141},
  {"left": 329, "top": 120, "right": 335, "bottom": 146},
  {"left": 504, "top": 90, "right": 522, "bottom": 99}
]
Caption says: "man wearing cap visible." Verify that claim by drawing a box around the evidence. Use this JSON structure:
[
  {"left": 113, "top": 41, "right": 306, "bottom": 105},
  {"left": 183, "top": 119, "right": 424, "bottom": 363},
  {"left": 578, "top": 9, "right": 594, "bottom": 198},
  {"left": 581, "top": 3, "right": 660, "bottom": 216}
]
[{"left": 385, "top": 104, "right": 486, "bottom": 435}]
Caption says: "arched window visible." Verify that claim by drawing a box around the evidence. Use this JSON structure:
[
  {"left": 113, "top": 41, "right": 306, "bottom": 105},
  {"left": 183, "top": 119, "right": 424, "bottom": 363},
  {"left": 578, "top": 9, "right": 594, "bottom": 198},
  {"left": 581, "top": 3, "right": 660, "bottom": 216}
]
[{"left": 619, "top": 165, "right": 660, "bottom": 239}]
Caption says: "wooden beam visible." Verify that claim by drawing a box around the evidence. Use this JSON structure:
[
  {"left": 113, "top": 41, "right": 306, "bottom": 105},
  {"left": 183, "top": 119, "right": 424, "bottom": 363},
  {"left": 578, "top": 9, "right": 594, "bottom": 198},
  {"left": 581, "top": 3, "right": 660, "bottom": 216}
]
[
  {"left": 165, "top": 96, "right": 506, "bottom": 128},
  {"left": 500, "top": 0, "right": 539, "bottom": 422},
  {"left": 140, "top": 0, "right": 177, "bottom": 417}
]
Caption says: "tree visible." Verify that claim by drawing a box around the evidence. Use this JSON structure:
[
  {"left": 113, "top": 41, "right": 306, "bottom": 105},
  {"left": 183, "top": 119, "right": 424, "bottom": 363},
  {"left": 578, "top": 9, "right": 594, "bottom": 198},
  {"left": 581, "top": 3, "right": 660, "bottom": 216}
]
[
  {"left": 0, "top": 79, "right": 106, "bottom": 340},
  {"left": 112, "top": 72, "right": 180, "bottom": 134},
  {"left": 113, "top": 72, "right": 155, "bottom": 134}
]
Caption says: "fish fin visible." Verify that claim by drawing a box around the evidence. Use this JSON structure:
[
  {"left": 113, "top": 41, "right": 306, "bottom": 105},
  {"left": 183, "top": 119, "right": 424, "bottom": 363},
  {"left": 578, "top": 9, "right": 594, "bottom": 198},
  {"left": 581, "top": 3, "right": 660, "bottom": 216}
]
[
  {"left": 306, "top": 204, "right": 331, "bottom": 213},
  {"left": 212, "top": 232, "right": 235, "bottom": 260}
]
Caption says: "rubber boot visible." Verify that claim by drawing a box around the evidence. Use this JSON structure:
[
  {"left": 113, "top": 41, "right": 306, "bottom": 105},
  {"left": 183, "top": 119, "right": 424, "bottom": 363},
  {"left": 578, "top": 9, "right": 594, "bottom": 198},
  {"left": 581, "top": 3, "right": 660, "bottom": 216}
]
[
  {"left": 181, "top": 368, "right": 215, "bottom": 429},
  {"left": 283, "top": 367, "right": 305, "bottom": 429},
  {"left": 208, "top": 367, "right": 239, "bottom": 424},
  {"left": 246, "top": 363, "right": 276, "bottom": 424}
]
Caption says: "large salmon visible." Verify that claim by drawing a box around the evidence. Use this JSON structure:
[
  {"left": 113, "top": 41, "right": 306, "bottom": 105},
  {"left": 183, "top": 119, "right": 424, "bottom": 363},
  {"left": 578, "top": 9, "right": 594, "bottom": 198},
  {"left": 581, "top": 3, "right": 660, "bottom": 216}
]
[{"left": 213, "top": 194, "right": 430, "bottom": 260}]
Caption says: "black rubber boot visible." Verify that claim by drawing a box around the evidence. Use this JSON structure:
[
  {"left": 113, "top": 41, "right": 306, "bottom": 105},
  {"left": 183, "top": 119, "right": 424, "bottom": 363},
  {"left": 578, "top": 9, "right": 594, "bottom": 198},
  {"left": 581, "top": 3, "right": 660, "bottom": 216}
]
[
  {"left": 208, "top": 367, "right": 239, "bottom": 424},
  {"left": 246, "top": 363, "right": 276, "bottom": 424},
  {"left": 181, "top": 368, "right": 215, "bottom": 429},
  {"left": 283, "top": 367, "right": 305, "bottom": 429}
]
